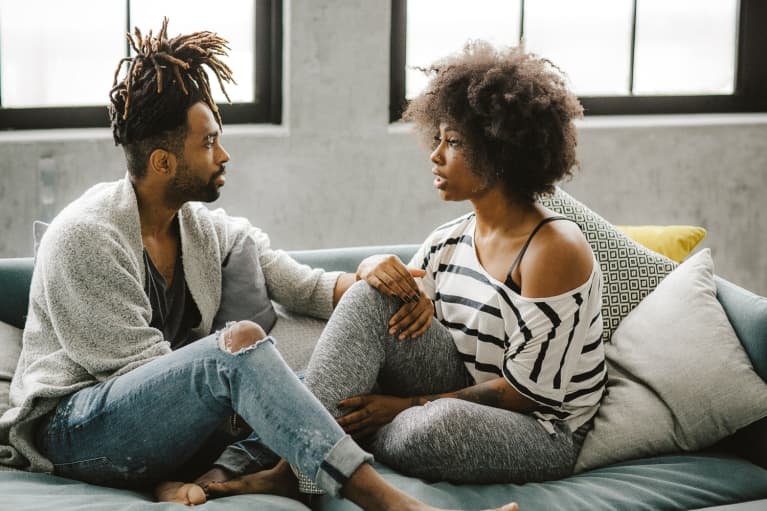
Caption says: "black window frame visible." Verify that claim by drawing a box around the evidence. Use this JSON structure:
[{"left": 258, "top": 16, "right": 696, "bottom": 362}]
[
  {"left": 390, "top": 0, "right": 767, "bottom": 120},
  {"left": 0, "top": 0, "right": 282, "bottom": 130}
]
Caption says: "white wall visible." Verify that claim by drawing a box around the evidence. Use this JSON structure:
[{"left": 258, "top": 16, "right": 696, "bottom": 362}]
[{"left": 0, "top": 0, "right": 765, "bottom": 295}]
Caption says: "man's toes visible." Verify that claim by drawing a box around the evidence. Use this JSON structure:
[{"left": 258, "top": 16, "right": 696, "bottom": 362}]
[{"left": 500, "top": 503, "right": 519, "bottom": 511}]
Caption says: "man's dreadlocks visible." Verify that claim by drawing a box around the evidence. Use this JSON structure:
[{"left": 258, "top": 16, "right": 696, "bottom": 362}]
[{"left": 109, "top": 17, "right": 235, "bottom": 178}]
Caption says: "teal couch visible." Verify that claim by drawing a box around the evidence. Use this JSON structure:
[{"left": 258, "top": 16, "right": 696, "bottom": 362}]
[{"left": 1, "top": 245, "right": 766, "bottom": 511}]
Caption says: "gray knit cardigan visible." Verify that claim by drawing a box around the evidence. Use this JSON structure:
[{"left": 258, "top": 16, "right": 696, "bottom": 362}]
[{"left": 0, "top": 175, "right": 339, "bottom": 472}]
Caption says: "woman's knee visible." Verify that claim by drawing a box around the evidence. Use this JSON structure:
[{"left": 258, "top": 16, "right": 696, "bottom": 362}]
[
  {"left": 341, "top": 280, "right": 401, "bottom": 315},
  {"left": 220, "top": 320, "right": 268, "bottom": 353}
]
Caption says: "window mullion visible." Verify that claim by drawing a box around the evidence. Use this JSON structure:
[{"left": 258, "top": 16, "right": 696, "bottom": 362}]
[
  {"left": 628, "top": 0, "right": 637, "bottom": 95},
  {"left": 125, "top": 0, "right": 132, "bottom": 58}
]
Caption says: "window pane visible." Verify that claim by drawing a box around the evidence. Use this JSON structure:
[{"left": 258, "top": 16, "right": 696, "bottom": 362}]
[
  {"left": 0, "top": 0, "right": 124, "bottom": 107},
  {"left": 524, "top": 0, "right": 633, "bottom": 96},
  {"left": 406, "top": 0, "right": 521, "bottom": 99},
  {"left": 634, "top": 0, "right": 737, "bottom": 95},
  {"left": 130, "top": 0, "right": 254, "bottom": 103}
]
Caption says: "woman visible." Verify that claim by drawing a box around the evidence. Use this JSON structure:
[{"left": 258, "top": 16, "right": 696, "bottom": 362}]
[{"left": 304, "top": 42, "right": 606, "bottom": 484}]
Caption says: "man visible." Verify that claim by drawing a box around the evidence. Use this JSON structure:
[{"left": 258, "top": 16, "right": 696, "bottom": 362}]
[{"left": 0, "top": 17, "right": 516, "bottom": 511}]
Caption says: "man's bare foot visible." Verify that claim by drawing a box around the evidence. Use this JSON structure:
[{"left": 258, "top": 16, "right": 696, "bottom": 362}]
[
  {"left": 205, "top": 459, "right": 302, "bottom": 502},
  {"left": 154, "top": 481, "right": 207, "bottom": 506},
  {"left": 194, "top": 466, "right": 234, "bottom": 492}
]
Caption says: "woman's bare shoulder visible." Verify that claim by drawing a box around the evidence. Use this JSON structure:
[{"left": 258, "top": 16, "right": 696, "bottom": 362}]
[{"left": 520, "top": 219, "right": 595, "bottom": 298}]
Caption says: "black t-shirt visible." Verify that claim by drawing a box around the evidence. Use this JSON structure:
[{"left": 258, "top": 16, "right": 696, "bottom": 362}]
[{"left": 143, "top": 250, "right": 201, "bottom": 350}]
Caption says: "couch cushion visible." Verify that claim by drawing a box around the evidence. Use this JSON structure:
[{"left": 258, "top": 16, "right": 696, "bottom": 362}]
[
  {"left": 576, "top": 250, "right": 767, "bottom": 471},
  {"left": 0, "top": 471, "right": 309, "bottom": 510},
  {"left": 539, "top": 187, "right": 677, "bottom": 342},
  {"left": 316, "top": 455, "right": 767, "bottom": 511},
  {"left": 270, "top": 303, "right": 327, "bottom": 372}
]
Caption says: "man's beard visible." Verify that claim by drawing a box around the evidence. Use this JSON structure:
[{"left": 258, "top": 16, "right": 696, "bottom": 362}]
[{"left": 166, "top": 161, "right": 225, "bottom": 205}]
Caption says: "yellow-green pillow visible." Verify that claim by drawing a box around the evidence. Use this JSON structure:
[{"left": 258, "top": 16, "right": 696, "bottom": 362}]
[{"left": 616, "top": 225, "right": 706, "bottom": 263}]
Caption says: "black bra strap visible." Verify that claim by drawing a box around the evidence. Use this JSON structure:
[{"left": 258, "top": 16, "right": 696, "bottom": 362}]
[{"left": 507, "top": 216, "right": 578, "bottom": 284}]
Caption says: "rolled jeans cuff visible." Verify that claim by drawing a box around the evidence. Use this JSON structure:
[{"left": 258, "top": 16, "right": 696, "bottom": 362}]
[{"left": 315, "top": 434, "right": 374, "bottom": 497}]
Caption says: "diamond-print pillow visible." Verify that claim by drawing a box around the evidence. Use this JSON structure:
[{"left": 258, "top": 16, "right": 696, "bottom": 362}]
[{"left": 539, "top": 187, "right": 677, "bottom": 342}]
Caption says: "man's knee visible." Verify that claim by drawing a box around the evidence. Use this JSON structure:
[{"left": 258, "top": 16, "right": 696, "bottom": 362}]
[{"left": 221, "top": 320, "right": 267, "bottom": 353}]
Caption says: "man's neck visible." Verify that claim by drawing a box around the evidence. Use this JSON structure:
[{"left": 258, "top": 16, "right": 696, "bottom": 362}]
[{"left": 132, "top": 180, "right": 180, "bottom": 240}]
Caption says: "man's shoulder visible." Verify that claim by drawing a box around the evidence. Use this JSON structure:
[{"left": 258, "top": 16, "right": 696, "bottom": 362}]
[
  {"left": 39, "top": 178, "right": 139, "bottom": 261},
  {"left": 51, "top": 180, "right": 128, "bottom": 234}
]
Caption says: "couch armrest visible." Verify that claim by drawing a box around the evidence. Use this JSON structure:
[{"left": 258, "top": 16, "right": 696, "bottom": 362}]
[
  {"left": 715, "top": 276, "right": 767, "bottom": 469},
  {"left": 0, "top": 258, "right": 33, "bottom": 329},
  {"left": 715, "top": 276, "right": 767, "bottom": 379}
]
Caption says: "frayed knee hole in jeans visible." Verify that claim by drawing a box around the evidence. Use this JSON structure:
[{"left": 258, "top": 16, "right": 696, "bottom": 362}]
[{"left": 217, "top": 320, "right": 269, "bottom": 354}]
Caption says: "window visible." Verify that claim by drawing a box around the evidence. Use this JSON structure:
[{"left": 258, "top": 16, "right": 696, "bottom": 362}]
[
  {"left": 390, "top": 0, "right": 767, "bottom": 119},
  {"left": 0, "top": 0, "right": 282, "bottom": 129}
]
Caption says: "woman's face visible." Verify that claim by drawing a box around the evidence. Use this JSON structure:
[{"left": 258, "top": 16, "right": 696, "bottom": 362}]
[{"left": 429, "top": 122, "right": 487, "bottom": 202}]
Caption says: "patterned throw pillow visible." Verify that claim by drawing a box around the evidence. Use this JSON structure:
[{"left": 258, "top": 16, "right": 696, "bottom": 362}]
[{"left": 539, "top": 187, "right": 677, "bottom": 342}]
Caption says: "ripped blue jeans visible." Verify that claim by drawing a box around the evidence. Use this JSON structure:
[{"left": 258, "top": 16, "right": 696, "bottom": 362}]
[{"left": 36, "top": 333, "right": 371, "bottom": 495}]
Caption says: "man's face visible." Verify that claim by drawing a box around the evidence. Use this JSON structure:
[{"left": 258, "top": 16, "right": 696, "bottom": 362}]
[{"left": 165, "top": 102, "right": 230, "bottom": 204}]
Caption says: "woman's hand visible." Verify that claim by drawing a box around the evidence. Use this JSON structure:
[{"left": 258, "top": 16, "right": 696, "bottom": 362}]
[
  {"left": 356, "top": 254, "right": 426, "bottom": 303},
  {"left": 388, "top": 281, "right": 433, "bottom": 340},
  {"left": 337, "top": 394, "right": 413, "bottom": 440}
]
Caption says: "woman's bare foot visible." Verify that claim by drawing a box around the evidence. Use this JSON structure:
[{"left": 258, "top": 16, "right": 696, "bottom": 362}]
[
  {"left": 407, "top": 502, "right": 518, "bottom": 511},
  {"left": 154, "top": 481, "right": 207, "bottom": 506},
  {"left": 205, "top": 459, "right": 302, "bottom": 502},
  {"left": 341, "top": 463, "right": 519, "bottom": 511}
]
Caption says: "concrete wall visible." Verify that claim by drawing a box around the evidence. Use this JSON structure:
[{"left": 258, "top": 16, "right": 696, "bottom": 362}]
[{"left": 1, "top": 0, "right": 765, "bottom": 295}]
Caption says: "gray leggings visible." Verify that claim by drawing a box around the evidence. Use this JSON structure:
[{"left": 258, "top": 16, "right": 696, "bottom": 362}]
[{"left": 304, "top": 281, "right": 584, "bottom": 484}]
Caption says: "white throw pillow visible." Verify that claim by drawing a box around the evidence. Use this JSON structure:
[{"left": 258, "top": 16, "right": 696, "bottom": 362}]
[
  {"left": 0, "top": 321, "right": 22, "bottom": 382},
  {"left": 0, "top": 321, "right": 23, "bottom": 417},
  {"left": 575, "top": 249, "right": 767, "bottom": 471}
]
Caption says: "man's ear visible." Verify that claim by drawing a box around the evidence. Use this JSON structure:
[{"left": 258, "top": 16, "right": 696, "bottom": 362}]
[{"left": 148, "top": 148, "right": 177, "bottom": 177}]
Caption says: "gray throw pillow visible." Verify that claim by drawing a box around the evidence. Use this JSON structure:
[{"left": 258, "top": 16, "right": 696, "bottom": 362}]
[
  {"left": 212, "top": 234, "right": 277, "bottom": 333},
  {"left": 539, "top": 187, "right": 677, "bottom": 342},
  {"left": 575, "top": 249, "right": 767, "bottom": 471}
]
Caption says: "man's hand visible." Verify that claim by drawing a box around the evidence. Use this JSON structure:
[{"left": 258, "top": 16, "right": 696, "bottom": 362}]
[
  {"left": 388, "top": 281, "right": 433, "bottom": 340},
  {"left": 337, "top": 394, "right": 413, "bottom": 440},
  {"left": 356, "top": 254, "right": 426, "bottom": 303}
]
